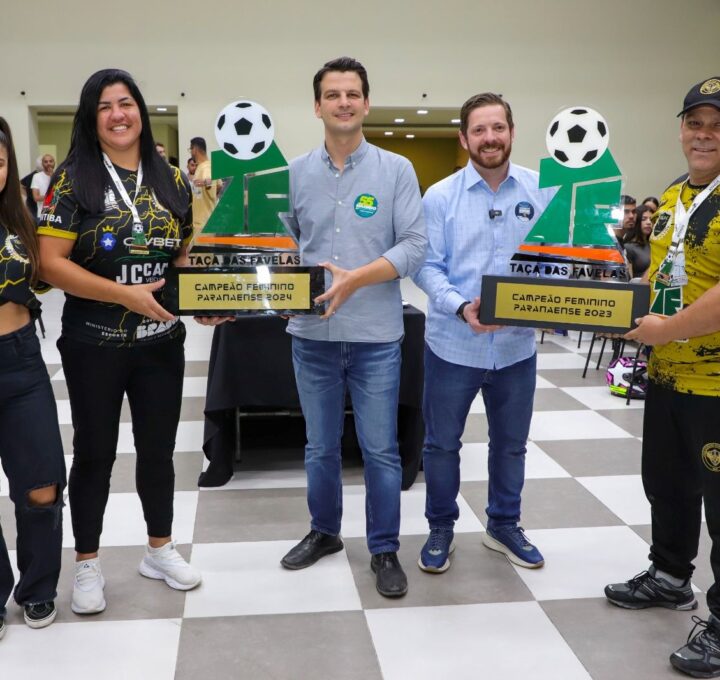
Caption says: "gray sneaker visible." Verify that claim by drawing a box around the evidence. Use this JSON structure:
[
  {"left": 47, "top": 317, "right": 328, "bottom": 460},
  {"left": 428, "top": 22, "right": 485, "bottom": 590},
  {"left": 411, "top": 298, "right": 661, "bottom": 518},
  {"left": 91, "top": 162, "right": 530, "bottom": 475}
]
[
  {"left": 670, "top": 615, "right": 720, "bottom": 678},
  {"left": 604, "top": 565, "right": 697, "bottom": 610}
]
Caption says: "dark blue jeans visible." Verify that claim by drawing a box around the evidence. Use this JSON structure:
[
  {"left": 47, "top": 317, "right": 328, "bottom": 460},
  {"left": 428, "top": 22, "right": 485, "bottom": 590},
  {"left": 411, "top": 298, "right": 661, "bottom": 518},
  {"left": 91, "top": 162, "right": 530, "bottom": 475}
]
[
  {"left": 0, "top": 322, "right": 66, "bottom": 615},
  {"left": 422, "top": 346, "right": 536, "bottom": 531},
  {"left": 291, "top": 337, "right": 402, "bottom": 554}
]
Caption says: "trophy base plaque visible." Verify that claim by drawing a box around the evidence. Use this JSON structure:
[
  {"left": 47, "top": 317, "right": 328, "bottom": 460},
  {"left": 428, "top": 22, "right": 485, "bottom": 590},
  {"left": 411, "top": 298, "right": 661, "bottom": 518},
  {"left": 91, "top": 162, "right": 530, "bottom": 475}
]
[
  {"left": 164, "top": 262, "right": 324, "bottom": 316},
  {"left": 479, "top": 275, "right": 650, "bottom": 334}
]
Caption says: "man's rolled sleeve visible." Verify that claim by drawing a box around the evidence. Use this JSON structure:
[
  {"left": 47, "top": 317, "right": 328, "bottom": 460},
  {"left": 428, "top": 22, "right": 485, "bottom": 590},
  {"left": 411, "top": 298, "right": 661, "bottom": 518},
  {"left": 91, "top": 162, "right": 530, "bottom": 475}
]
[{"left": 383, "top": 159, "right": 427, "bottom": 278}]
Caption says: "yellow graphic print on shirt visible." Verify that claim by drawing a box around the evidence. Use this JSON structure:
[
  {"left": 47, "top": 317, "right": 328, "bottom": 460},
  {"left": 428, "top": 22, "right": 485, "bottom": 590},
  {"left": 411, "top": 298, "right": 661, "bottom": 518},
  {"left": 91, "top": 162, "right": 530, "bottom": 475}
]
[{"left": 648, "top": 180, "right": 720, "bottom": 396}]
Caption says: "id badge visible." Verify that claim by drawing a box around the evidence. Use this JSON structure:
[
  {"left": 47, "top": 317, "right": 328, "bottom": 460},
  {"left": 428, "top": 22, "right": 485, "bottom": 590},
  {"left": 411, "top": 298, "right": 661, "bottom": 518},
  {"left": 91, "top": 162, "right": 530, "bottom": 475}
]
[{"left": 670, "top": 251, "right": 688, "bottom": 286}]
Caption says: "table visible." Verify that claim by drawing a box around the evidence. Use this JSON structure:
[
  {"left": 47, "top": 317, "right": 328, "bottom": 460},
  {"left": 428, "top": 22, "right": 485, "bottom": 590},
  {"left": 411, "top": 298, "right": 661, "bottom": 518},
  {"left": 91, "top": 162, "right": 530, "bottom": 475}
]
[{"left": 199, "top": 306, "right": 426, "bottom": 489}]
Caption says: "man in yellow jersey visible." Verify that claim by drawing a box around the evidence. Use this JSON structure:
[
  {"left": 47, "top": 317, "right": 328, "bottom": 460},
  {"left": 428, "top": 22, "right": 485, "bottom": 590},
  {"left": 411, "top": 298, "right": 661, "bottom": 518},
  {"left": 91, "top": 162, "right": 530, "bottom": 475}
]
[
  {"left": 604, "top": 76, "right": 720, "bottom": 678},
  {"left": 189, "top": 136, "right": 217, "bottom": 236}
]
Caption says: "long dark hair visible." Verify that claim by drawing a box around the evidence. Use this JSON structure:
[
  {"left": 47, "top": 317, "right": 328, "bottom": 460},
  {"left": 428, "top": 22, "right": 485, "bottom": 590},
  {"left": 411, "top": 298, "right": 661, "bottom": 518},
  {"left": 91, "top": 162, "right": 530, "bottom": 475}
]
[
  {"left": 624, "top": 204, "right": 653, "bottom": 246},
  {"left": 0, "top": 118, "right": 40, "bottom": 285},
  {"left": 58, "top": 69, "right": 188, "bottom": 219}
]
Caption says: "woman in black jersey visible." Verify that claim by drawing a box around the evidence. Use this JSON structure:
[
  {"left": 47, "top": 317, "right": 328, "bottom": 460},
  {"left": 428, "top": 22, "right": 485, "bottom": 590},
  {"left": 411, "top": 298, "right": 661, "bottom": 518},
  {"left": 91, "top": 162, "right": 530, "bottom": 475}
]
[
  {"left": 0, "top": 118, "right": 66, "bottom": 636},
  {"left": 38, "top": 69, "right": 201, "bottom": 616}
]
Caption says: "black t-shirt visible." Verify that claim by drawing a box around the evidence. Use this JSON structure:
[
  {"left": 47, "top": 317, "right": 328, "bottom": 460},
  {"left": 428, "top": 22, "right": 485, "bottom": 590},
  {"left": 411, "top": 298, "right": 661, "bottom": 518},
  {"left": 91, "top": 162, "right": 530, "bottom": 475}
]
[
  {"left": 0, "top": 224, "right": 40, "bottom": 314},
  {"left": 38, "top": 163, "right": 193, "bottom": 346}
]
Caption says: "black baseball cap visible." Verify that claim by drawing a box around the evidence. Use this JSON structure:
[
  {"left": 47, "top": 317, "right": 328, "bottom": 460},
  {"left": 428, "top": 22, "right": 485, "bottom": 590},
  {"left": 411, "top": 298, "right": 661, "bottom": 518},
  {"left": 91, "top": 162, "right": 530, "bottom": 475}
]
[{"left": 678, "top": 77, "right": 720, "bottom": 116}]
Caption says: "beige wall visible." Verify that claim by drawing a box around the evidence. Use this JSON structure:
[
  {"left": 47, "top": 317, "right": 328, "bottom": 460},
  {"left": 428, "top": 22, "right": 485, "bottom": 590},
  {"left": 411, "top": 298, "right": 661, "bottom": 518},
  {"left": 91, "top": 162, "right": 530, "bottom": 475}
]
[{"left": 3, "top": 0, "right": 719, "bottom": 200}]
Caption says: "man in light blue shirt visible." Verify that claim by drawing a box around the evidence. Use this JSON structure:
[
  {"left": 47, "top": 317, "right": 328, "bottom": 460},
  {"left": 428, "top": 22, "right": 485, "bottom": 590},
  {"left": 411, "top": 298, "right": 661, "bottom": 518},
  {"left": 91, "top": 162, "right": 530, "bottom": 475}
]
[
  {"left": 414, "top": 93, "right": 554, "bottom": 574},
  {"left": 279, "top": 57, "right": 426, "bottom": 599}
]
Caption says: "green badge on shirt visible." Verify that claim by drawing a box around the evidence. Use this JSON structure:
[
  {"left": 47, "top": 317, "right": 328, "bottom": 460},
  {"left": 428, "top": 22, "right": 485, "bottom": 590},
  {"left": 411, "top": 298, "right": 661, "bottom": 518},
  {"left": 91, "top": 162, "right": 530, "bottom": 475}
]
[{"left": 354, "top": 193, "right": 378, "bottom": 218}]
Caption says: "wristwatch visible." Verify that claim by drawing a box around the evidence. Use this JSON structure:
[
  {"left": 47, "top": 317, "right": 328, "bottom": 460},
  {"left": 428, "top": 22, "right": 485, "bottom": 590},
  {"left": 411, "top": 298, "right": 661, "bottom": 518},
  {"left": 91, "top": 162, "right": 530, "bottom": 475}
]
[{"left": 456, "top": 301, "right": 470, "bottom": 323}]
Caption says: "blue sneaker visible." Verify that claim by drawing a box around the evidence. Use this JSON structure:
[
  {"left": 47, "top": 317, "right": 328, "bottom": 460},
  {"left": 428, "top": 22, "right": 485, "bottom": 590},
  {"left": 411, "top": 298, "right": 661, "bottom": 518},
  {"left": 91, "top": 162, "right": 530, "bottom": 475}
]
[
  {"left": 482, "top": 526, "right": 544, "bottom": 568},
  {"left": 418, "top": 528, "right": 455, "bottom": 573}
]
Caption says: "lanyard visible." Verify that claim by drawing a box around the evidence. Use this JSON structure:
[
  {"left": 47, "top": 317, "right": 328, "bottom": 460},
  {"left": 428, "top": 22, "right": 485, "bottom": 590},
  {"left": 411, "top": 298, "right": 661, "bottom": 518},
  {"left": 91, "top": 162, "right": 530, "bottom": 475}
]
[
  {"left": 659, "top": 173, "right": 720, "bottom": 285},
  {"left": 102, "top": 152, "right": 148, "bottom": 254}
]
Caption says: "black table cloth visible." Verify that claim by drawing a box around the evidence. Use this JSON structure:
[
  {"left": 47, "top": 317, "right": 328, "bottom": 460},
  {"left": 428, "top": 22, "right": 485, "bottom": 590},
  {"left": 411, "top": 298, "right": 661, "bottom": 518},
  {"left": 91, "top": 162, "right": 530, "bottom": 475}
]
[{"left": 200, "top": 305, "right": 425, "bottom": 489}]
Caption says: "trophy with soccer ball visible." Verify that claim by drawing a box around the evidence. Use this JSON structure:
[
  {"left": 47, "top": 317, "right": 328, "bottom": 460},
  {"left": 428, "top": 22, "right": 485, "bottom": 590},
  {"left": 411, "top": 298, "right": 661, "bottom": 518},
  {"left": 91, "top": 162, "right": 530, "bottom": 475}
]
[
  {"left": 480, "top": 106, "right": 649, "bottom": 333},
  {"left": 164, "top": 100, "right": 323, "bottom": 316}
]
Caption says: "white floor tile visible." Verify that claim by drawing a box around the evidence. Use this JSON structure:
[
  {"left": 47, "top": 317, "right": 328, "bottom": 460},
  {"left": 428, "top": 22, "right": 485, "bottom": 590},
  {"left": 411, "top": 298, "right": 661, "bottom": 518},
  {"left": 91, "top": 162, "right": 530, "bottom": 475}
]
[
  {"left": 339, "top": 483, "right": 485, "bottom": 537},
  {"left": 200, "top": 466, "right": 308, "bottom": 490},
  {"left": 116, "top": 421, "right": 204, "bottom": 453},
  {"left": 577, "top": 475, "right": 658, "bottom": 526},
  {"left": 182, "top": 376, "right": 208, "bottom": 398},
  {"left": 536, "top": 375, "right": 555, "bottom": 389},
  {"left": 184, "top": 540, "right": 361, "bottom": 618},
  {"left": 460, "top": 441, "right": 570, "bottom": 481},
  {"left": 61, "top": 491, "right": 198, "bottom": 548},
  {"left": 510, "top": 525, "right": 651, "bottom": 600},
  {"left": 0, "top": 465, "right": 8, "bottom": 497},
  {"left": 529, "top": 410, "right": 632, "bottom": 440},
  {"left": 561, "top": 385, "right": 645, "bottom": 410},
  {"left": 55, "top": 399, "right": 72, "bottom": 425},
  {"left": 536, "top": 353, "right": 588, "bottom": 370},
  {"left": 366, "top": 601, "right": 590, "bottom": 680},
  {"left": 0, "top": 619, "right": 181, "bottom": 680}
]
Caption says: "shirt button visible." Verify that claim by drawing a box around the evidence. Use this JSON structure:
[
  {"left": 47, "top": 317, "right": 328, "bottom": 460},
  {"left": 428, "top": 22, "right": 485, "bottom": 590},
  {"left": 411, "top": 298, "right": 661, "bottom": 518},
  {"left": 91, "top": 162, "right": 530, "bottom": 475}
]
[
  {"left": 338, "top": 200, "right": 342, "bottom": 205},
  {"left": 333, "top": 255, "right": 339, "bottom": 260},
  {"left": 336, "top": 228, "right": 340, "bottom": 233},
  {"left": 335, "top": 173, "right": 339, "bottom": 178}
]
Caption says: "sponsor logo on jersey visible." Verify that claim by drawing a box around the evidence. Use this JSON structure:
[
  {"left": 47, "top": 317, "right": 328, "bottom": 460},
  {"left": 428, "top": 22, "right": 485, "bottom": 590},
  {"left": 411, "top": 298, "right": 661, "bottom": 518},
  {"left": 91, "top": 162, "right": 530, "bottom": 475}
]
[
  {"left": 122, "top": 236, "right": 182, "bottom": 249},
  {"left": 115, "top": 261, "right": 169, "bottom": 284},
  {"left": 100, "top": 232, "right": 117, "bottom": 251},
  {"left": 135, "top": 318, "right": 178, "bottom": 339}
]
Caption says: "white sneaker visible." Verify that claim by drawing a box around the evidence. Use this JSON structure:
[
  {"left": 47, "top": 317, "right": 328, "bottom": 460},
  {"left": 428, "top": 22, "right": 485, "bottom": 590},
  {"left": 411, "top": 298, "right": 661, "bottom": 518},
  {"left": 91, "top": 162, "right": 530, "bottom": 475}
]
[
  {"left": 139, "top": 542, "right": 201, "bottom": 591},
  {"left": 71, "top": 558, "right": 106, "bottom": 614}
]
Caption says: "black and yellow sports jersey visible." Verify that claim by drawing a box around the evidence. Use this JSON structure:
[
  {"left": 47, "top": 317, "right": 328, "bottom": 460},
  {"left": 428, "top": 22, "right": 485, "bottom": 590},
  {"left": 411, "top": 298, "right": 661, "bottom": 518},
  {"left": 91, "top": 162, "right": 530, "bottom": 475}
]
[
  {"left": 648, "top": 179, "right": 720, "bottom": 396},
  {"left": 38, "top": 163, "right": 193, "bottom": 346},
  {"left": 0, "top": 224, "right": 40, "bottom": 315}
]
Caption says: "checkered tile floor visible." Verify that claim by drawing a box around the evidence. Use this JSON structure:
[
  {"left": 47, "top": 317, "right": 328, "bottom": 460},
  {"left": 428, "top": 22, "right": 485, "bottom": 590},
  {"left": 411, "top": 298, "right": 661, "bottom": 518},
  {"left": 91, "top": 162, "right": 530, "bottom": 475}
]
[{"left": 0, "top": 284, "right": 711, "bottom": 679}]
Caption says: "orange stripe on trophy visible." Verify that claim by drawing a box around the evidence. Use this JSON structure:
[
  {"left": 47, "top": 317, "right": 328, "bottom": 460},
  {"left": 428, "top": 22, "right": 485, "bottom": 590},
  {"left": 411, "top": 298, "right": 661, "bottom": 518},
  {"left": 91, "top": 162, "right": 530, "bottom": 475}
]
[
  {"left": 195, "top": 235, "right": 298, "bottom": 250},
  {"left": 518, "top": 244, "right": 624, "bottom": 264}
]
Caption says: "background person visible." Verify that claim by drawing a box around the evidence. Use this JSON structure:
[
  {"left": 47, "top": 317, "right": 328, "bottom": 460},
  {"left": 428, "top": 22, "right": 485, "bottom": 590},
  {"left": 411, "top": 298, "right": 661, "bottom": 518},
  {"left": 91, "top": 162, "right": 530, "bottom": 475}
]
[
  {"left": 623, "top": 203, "right": 653, "bottom": 279},
  {"left": 30, "top": 153, "right": 55, "bottom": 220},
  {"left": 0, "top": 118, "right": 65, "bottom": 635},
  {"left": 37, "top": 68, "right": 201, "bottom": 616},
  {"left": 189, "top": 136, "right": 217, "bottom": 236}
]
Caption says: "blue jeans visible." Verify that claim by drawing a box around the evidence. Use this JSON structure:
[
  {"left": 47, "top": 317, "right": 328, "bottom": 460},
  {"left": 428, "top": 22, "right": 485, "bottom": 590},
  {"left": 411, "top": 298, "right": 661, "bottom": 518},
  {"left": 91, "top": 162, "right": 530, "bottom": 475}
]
[
  {"left": 422, "top": 345, "right": 536, "bottom": 531},
  {"left": 291, "top": 337, "right": 402, "bottom": 554}
]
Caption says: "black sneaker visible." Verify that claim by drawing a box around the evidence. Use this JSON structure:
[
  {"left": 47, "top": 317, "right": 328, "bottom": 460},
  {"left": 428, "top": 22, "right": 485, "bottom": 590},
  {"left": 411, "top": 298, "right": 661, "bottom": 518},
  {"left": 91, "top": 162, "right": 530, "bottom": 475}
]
[
  {"left": 604, "top": 566, "right": 697, "bottom": 610},
  {"left": 24, "top": 601, "right": 57, "bottom": 629},
  {"left": 0, "top": 615, "right": 5, "bottom": 640},
  {"left": 670, "top": 615, "right": 720, "bottom": 678}
]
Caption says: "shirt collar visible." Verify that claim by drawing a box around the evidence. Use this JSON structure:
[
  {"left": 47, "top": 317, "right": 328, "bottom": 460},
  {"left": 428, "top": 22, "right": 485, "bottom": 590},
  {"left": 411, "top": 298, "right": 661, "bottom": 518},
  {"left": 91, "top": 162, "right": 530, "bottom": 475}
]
[
  {"left": 320, "top": 137, "right": 369, "bottom": 170},
  {"left": 463, "top": 160, "right": 518, "bottom": 191}
]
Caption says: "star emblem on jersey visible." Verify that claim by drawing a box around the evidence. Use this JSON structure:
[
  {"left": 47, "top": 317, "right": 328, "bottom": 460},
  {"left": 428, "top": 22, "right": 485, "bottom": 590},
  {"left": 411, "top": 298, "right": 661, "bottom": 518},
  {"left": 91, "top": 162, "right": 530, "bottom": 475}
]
[
  {"left": 100, "top": 233, "right": 117, "bottom": 251},
  {"left": 702, "top": 443, "right": 720, "bottom": 472}
]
